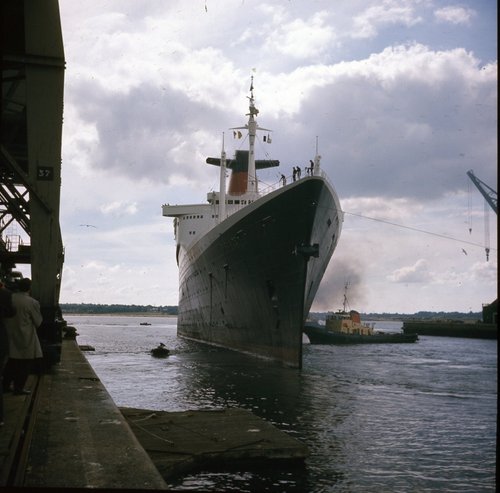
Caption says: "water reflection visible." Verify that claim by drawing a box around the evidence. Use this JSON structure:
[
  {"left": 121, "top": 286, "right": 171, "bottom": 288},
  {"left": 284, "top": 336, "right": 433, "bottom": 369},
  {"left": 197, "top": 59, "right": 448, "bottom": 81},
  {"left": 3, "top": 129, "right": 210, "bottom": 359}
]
[{"left": 71, "top": 316, "right": 497, "bottom": 492}]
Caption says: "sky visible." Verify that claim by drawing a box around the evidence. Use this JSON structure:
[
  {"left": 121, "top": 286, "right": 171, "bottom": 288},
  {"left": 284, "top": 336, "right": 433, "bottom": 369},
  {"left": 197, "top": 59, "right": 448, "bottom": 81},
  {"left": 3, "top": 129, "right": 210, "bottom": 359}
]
[{"left": 49, "top": 0, "right": 497, "bottom": 313}]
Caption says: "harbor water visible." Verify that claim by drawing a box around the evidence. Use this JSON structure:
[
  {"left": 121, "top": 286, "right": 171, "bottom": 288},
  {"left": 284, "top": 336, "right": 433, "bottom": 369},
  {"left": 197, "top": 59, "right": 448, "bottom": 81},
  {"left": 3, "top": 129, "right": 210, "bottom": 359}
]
[{"left": 68, "top": 315, "right": 497, "bottom": 492}]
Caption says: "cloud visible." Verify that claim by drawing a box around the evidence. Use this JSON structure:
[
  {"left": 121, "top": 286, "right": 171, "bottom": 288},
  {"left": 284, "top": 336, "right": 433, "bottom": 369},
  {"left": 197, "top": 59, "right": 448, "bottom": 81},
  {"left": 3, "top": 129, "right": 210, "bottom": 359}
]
[
  {"left": 100, "top": 201, "right": 138, "bottom": 216},
  {"left": 341, "top": 196, "right": 424, "bottom": 221},
  {"left": 434, "top": 6, "right": 476, "bottom": 25},
  {"left": 68, "top": 81, "right": 227, "bottom": 187},
  {"left": 264, "top": 11, "right": 336, "bottom": 60},
  {"left": 352, "top": 0, "right": 423, "bottom": 39},
  {"left": 56, "top": 0, "right": 497, "bottom": 312},
  {"left": 63, "top": 261, "right": 155, "bottom": 302},
  {"left": 388, "top": 259, "right": 432, "bottom": 283},
  {"left": 469, "top": 260, "right": 498, "bottom": 285},
  {"left": 293, "top": 45, "right": 497, "bottom": 200},
  {"left": 66, "top": 41, "right": 497, "bottom": 203}
]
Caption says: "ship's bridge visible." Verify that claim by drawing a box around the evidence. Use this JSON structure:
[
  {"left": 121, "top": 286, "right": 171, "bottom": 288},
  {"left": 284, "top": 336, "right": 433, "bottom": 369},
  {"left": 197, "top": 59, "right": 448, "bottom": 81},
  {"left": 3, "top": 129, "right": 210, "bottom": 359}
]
[
  {"left": 163, "top": 193, "right": 259, "bottom": 250},
  {"left": 162, "top": 203, "right": 213, "bottom": 247}
]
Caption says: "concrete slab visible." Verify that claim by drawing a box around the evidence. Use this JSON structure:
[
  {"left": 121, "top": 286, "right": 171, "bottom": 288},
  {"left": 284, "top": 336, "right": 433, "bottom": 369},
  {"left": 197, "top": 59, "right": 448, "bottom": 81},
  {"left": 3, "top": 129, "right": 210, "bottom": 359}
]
[
  {"left": 121, "top": 407, "right": 308, "bottom": 480},
  {"left": 22, "top": 340, "right": 167, "bottom": 490}
]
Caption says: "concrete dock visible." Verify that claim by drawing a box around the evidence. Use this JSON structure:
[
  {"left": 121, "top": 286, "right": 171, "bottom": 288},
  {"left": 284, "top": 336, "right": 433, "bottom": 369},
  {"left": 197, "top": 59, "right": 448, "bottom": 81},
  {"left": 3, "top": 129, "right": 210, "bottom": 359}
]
[
  {"left": 402, "top": 321, "right": 497, "bottom": 339},
  {"left": 121, "top": 407, "right": 308, "bottom": 481},
  {"left": 1, "top": 339, "right": 168, "bottom": 489},
  {"left": 1, "top": 338, "right": 307, "bottom": 489}
]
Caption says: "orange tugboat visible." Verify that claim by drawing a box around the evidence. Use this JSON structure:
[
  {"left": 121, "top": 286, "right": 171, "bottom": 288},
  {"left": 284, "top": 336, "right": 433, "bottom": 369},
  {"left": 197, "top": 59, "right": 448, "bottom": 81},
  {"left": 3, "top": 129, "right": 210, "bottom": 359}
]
[{"left": 304, "top": 284, "right": 418, "bottom": 344}]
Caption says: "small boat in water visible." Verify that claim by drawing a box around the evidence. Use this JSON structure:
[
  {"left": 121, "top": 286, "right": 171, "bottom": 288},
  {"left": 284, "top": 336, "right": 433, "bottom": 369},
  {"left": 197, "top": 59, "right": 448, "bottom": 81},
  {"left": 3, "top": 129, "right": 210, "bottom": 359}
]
[
  {"left": 150, "top": 343, "right": 170, "bottom": 358},
  {"left": 140, "top": 322, "right": 152, "bottom": 326},
  {"left": 303, "top": 283, "right": 418, "bottom": 345}
]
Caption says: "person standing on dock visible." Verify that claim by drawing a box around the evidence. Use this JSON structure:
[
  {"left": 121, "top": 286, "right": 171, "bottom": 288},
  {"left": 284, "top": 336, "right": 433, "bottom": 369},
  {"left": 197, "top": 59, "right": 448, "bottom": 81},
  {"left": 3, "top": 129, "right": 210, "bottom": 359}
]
[
  {"left": 0, "top": 281, "right": 15, "bottom": 425},
  {"left": 3, "top": 278, "right": 43, "bottom": 395}
]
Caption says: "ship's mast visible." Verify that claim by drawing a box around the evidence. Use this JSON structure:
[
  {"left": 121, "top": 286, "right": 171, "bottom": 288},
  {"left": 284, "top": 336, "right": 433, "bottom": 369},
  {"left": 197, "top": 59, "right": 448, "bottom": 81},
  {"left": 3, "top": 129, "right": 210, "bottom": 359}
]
[
  {"left": 229, "top": 77, "right": 272, "bottom": 196},
  {"left": 219, "top": 132, "right": 226, "bottom": 222},
  {"left": 247, "top": 76, "right": 258, "bottom": 194},
  {"left": 342, "top": 281, "right": 349, "bottom": 312},
  {"left": 313, "top": 135, "right": 321, "bottom": 174}
]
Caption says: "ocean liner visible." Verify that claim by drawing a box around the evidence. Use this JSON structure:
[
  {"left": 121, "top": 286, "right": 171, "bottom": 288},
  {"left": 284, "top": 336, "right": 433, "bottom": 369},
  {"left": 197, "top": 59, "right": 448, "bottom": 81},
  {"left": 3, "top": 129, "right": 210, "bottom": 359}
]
[{"left": 163, "top": 80, "right": 343, "bottom": 368}]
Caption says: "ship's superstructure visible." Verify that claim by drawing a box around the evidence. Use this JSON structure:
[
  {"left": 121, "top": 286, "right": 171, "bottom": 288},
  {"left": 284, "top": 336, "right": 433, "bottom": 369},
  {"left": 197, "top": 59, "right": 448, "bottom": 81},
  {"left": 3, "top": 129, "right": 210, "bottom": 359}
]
[{"left": 163, "top": 81, "right": 342, "bottom": 367}]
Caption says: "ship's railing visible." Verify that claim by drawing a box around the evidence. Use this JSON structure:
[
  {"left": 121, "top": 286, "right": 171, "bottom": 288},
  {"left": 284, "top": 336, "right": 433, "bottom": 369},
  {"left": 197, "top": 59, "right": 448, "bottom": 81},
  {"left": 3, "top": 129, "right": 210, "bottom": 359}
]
[
  {"left": 216, "top": 166, "right": 341, "bottom": 225},
  {"left": 257, "top": 167, "right": 333, "bottom": 196}
]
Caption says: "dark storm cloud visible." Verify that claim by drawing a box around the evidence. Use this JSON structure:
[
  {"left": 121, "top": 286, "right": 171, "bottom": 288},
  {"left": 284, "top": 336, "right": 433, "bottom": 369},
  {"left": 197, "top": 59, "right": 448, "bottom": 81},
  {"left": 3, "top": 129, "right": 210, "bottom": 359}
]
[
  {"left": 282, "top": 52, "right": 497, "bottom": 202},
  {"left": 71, "top": 81, "right": 229, "bottom": 184},
  {"left": 65, "top": 38, "right": 496, "bottom": 206}
]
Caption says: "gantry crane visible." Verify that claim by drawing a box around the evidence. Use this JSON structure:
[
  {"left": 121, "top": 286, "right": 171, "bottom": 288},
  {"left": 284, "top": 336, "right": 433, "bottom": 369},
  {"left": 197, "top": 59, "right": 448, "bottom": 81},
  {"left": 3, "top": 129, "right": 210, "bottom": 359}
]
[
  {"left": 467, "top": 170, "right": 498, "bottom": 214},
  {"left": 466, "top": 170, "right": 497, "bottom": 261},
  {"left": 1, "top": 0, "right": 65, "bottom": 365}
]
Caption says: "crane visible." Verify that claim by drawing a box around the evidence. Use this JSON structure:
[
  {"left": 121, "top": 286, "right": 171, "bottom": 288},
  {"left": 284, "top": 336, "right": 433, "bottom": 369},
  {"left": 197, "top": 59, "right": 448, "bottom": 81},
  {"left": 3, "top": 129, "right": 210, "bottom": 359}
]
[
  {"left": 466, "top": 170, "right": 497, "bottom": 214},
  {"left": 466, "top": 170, "right": 497, "bottom": 261}
]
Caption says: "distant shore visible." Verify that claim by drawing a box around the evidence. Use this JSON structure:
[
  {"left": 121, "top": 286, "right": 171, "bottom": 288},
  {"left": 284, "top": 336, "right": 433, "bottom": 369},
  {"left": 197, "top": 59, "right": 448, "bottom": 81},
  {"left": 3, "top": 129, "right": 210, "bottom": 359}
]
[
  {"left": 60, "top": 304, "right": 482, "bottom": 322},
  {"left": 60, "top": 303, "right": 178, "bottom": 316},
  {"left": 63, "top": 312, "right": 176, "bottom": 317}
]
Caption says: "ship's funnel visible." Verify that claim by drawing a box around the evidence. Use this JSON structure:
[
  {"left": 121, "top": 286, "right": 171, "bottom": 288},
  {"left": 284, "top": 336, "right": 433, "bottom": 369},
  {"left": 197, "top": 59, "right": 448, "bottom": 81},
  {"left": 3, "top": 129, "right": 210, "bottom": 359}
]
[
  {"left": 228, "top": 150, "right": 249, "bottom": 195},
  {"left": 206, "top": 150, "right": 279, "bottom": 196}
]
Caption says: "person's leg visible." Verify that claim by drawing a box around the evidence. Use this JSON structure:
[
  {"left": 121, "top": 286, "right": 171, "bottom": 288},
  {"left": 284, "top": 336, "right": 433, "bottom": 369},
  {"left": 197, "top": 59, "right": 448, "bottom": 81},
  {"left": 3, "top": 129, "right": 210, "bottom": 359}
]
[
  {"left": 0, "top": 355, "right": 8, "bottom": 423},
  {"left": 2, "top": 357, "right": 14, "bottom": 392},
  {"left": 12, "top": 359, "right": 30, "bottom": 393}
]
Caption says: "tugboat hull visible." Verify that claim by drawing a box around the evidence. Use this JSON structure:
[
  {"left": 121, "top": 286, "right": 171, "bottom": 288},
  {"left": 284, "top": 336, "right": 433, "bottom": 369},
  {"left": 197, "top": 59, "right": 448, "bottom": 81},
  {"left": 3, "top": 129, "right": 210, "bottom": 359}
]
[{"left": 304, "top": 323, "right": 419, "bottom": 344}]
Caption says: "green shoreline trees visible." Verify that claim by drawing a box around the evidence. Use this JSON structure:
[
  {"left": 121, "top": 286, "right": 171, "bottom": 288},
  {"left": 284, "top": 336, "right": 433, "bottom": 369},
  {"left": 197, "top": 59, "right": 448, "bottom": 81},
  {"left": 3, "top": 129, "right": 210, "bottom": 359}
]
[{"left": 60, "top": 304, "right": 481, "bottom": 321}]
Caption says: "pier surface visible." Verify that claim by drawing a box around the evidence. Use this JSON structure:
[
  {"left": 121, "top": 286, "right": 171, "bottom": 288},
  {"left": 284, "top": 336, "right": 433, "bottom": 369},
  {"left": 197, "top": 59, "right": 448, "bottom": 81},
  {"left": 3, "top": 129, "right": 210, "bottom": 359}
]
[
  {"left": 1, "top": 339, "right": 167, "bottom": 489},
  {"left": 1, "top": 338, "right": 307, "bottom": 488}
]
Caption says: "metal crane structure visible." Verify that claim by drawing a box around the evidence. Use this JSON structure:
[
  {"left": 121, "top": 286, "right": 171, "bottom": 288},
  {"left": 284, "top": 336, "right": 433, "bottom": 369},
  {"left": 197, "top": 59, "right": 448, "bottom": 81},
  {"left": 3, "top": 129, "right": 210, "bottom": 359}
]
[
  {"left": 466, "top": 170, "right": 497, "bottom": 262},
  {"left": 466, "top": 170, "right": 498, "bottom": 215},
  {"left": 466, "top": 170, "right": 498, "bottom": 323},
  {"left": 1, "top": 0, "right": 65, "bottom": 364}
]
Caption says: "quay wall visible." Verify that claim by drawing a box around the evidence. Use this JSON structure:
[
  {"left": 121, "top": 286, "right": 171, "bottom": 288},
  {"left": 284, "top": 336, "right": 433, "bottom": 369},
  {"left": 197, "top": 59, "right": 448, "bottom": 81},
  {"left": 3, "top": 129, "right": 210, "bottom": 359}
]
[{"left": 402, "top": 321, "right": 497, "bottom": 339}]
